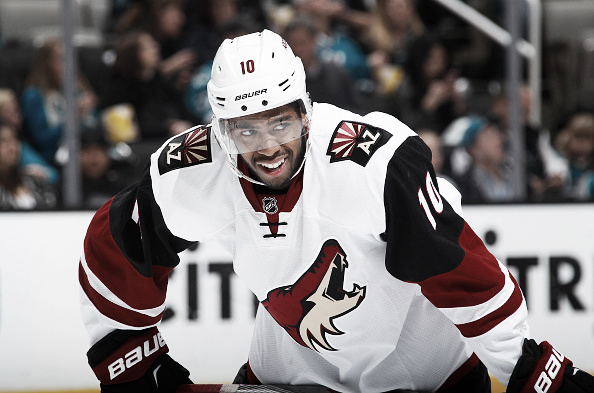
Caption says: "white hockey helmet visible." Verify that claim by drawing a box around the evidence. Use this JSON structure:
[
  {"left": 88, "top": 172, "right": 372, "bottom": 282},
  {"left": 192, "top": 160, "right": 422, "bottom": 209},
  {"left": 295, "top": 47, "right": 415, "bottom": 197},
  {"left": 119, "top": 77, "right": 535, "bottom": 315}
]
[{"left": 207, "top": 29, "right": 312, "bottom": 184}]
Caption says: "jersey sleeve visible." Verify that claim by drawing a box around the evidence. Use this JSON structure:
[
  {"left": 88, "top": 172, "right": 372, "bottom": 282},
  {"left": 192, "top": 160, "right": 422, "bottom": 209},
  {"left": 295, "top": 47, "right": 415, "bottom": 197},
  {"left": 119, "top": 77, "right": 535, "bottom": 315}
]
[
  {"left": 79, "top": 163, "right": 196, "bottom": 345},
  {"left": 383, "top": 135, "right": 528, "bottom": 386}
]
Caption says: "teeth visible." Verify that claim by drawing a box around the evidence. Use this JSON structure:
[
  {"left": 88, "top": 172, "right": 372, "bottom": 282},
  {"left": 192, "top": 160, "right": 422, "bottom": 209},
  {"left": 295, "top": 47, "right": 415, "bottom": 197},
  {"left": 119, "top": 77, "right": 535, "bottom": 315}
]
[{"left": 260, "top": 157, "right": 285, "bottom": 169}]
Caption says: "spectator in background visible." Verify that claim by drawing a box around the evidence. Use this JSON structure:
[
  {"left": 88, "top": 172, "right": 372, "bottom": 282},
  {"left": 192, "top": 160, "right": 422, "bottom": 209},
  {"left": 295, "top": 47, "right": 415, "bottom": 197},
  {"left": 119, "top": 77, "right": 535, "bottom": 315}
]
[
  {"left": 329, "top": 0, "right": 373, "bottom": 38},
  {"left": 99, "top": 30, "right": 194, "bottom": 141},
  {"left": 196, "top": 0, "right": 266, "bottom": 49},
  {"left": 187, "top": 0, "right": 267, "bottom": 31},
  {"left": 105, "top": 0, "right": 138, "bottom": 35},
  {"left": 399, "top": 34, "right": 465, "bottom": 133},
  {"left": 79, "top": 128, "right": 130, "bottom": 209},
  {"left": 207, "top": 0, "right": 241, "bottom": 28},
  {"left": 185, "top": 18, "right": 257, "bottom": 124},
  {"left": 0, "top": 121, "right": 57, "bottom": 210},
  {"left": 113, "top": 0, "right": 201, "bottom": 91},
  {"left": 181, "top": 0, "right": 247, "bottom": 120},
  {"left": 554, "top": 112, "right": 594, "bottom": 201},
  {"left": 490, "top": 83, "right": 568, "bottom": 201},
  {"left": 0, "top": 89, "right": 22, "bottom": 132},
  {"left": 284, "top": 16, "right": 363, "bottom": 113},
  {"left": 295, "top": 0, "right": 371, "bottom": 81},
  {"left": 453, "top": 116, "right": 518, "bottom": 203},
  {"left": 291, "top": 0, "right": 373, "bottom": 43},
  {"left": 363, "top": 0, "right": 424, "bottom": 96},
  {"left": 20, "top": 38, "right": 99, "bottom": 166},
  {"left": 0, "top": 88, "right": 60, "bottom": 185},
  {"left": 416, "top": 0, "right": 500, "bottom": 80}
]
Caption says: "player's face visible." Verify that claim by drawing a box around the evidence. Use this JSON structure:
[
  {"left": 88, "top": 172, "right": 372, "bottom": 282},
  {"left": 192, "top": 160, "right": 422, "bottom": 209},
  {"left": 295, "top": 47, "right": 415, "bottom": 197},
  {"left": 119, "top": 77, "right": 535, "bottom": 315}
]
[{"left": 227, "top": 104, "right": 306, "bottom": 189}]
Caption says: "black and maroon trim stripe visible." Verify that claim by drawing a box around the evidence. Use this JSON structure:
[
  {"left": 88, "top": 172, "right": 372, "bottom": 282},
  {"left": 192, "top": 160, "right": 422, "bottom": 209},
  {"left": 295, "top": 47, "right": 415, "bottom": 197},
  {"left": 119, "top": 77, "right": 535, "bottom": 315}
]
[
  {"left": 83, "top": 198, "right": 171, "bottom": 310},
  {"left": 79, "top": 261, "right": 166, "bottom": 327},
  {"left": 80, "top": 166, "right": 194, "bottom": 324},
  {"left": 383, "top": 136, "right": 524, "bottom": 336}
]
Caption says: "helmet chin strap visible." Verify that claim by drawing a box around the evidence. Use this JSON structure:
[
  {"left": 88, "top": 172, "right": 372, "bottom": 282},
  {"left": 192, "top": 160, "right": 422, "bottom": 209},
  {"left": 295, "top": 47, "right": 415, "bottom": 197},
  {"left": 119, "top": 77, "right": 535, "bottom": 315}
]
[
  {"left": 225, "top": 156, "right": 266, "bottom": 186},
  {"left": 290, "top": 127, "right": 311, "bottom": 180}
]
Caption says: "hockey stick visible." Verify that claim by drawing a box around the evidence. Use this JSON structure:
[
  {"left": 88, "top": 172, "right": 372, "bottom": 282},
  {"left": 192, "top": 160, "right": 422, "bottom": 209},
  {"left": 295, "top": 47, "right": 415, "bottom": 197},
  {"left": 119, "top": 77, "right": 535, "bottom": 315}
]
[
  {"left": 176, "top": 385, "right": 429, "bottom": 393},
  {"left": 176, "top": 385, "right": 332, "bottom": 392}
]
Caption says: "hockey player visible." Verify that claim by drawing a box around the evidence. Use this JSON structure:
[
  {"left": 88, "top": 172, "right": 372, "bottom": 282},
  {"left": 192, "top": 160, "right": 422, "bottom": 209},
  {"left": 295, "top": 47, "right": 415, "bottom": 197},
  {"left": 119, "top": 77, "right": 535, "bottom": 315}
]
[{"left": 79, "top": 30, "right": 594, "bottom": 393}]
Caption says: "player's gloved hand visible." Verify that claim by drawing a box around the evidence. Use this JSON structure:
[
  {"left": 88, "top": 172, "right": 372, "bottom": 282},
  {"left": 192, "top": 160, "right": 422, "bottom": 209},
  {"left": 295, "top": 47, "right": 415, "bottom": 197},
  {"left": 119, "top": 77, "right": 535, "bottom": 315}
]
[
  {"left": 233, "top": 363, "right": 249, "bottom": 383},
  {"left": 507, "top": 339, "right": 594, "bottom": 393},
  {"left": 233, "top": 362, "right": 261, "bottom": 384},
  {"left": 87, "top": 327, "right": 192, "bottom": 393}
]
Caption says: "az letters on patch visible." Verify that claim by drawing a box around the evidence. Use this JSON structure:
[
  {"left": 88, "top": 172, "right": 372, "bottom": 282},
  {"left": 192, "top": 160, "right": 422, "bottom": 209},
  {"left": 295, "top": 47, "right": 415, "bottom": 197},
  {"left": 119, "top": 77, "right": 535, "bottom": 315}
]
[
  {"left": 158, "top": 125, "right": 212, "bottom": 175},
  {"left": 327, "top": 121, "right": 391, "bottom": 167}
]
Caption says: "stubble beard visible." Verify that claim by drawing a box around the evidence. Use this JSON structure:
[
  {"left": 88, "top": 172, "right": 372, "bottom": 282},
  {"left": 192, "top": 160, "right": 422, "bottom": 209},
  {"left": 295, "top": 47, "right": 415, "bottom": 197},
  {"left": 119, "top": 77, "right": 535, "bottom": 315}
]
[{"left": 245, "top": 137, "right": 307, "bottom": 190}]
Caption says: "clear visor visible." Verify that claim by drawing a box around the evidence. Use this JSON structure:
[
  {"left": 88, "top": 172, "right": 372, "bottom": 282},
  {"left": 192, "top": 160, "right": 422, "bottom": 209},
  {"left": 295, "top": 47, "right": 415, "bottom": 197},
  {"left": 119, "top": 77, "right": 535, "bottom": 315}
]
[{"left": 217, "top": 102, "right": 308, "bottom": 155}]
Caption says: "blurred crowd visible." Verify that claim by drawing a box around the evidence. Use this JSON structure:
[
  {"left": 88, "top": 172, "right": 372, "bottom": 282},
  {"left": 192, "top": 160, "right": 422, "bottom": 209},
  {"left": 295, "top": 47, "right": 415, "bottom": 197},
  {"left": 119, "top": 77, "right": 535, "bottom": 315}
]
[{"left": 1, "top": 0, "right": 593, "bottom": 210}]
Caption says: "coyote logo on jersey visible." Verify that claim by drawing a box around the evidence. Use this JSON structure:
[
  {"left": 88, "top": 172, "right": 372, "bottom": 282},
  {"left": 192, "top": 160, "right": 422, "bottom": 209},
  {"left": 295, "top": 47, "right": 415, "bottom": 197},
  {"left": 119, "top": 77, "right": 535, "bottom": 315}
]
[
  {"left": 262, "top": 239, "right": 366, "bottom": 351},
  {"left": 327, "top": 121, "right": 391, "bottom": 167}
]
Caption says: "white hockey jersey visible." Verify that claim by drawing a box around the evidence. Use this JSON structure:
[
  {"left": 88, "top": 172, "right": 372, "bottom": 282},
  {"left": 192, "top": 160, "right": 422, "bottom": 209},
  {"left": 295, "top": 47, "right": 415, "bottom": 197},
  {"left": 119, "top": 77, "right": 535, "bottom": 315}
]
[{"left": 79, "top": 103, "right": 528, "bottom": 392}]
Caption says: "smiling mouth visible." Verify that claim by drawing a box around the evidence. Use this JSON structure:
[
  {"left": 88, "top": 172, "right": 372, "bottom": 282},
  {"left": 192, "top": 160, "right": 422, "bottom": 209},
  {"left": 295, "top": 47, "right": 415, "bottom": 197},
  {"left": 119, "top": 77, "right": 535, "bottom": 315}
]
[{"left": 257, "top": 156, "right": 287, "bottom": 175}]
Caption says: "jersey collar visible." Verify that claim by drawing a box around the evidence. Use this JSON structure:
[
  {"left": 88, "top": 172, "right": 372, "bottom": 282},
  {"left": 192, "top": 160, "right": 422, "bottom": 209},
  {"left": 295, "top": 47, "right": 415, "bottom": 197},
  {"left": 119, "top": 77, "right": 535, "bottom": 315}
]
[{"left": 238, "top": 158, "right": 303, "bottom": 214}]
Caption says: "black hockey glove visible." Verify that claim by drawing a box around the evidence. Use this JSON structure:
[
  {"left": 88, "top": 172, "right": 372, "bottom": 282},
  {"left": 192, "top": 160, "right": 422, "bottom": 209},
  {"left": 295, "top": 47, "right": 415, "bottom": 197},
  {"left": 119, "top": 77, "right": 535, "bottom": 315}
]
[
  {"left": 507, "top": 339, "right": 594, "bottom": 393},
  {"left": 87, "top": 327, "right": 192, "bottom": 392},
  {"left": 232, "top": 362, "right": 249, "bottom": 383}
]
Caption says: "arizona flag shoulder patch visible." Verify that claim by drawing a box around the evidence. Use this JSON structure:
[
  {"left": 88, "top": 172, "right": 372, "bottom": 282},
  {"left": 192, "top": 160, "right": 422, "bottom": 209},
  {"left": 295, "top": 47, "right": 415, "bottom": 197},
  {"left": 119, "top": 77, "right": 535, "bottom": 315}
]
[
  {"left": 158, "top": 125, "right": 213, "bottom": 175},
  {"left": 326, "top": 121, "right": 391, "bottom": 167}
]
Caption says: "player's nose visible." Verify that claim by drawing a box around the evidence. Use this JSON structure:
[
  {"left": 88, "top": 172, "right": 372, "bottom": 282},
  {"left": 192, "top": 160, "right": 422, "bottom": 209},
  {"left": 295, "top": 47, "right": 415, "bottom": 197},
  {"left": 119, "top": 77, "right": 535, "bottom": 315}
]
[{"left": 256, "top": 137, "right": 281, "bottom": 156}]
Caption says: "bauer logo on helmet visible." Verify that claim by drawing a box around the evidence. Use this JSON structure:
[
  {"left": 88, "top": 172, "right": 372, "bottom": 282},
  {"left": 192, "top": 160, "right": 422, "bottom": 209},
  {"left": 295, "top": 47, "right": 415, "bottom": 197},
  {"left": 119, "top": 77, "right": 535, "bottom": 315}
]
[{"left": 235, "top": 89, "right": 268, "bottom": 101}]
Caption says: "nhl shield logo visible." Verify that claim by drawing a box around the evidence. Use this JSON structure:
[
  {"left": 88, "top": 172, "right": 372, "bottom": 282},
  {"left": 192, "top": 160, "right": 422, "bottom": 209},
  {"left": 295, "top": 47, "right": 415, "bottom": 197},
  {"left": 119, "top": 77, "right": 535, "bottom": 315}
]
[{"left": 262, "top": 197, "right": 278, "bottom": 214}]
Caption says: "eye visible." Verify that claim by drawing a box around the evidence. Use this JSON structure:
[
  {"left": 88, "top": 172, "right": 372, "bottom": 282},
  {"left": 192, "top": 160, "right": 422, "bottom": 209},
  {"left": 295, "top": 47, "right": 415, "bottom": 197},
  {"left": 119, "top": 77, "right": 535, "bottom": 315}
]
[
  {"left": 273, "top": 122, "right": 289, "bottom": 132},
  {"left": 239, "top": 129, "right": 257, "bottom": 137}
]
